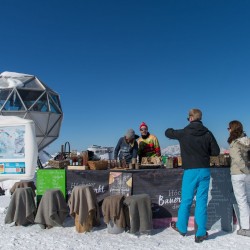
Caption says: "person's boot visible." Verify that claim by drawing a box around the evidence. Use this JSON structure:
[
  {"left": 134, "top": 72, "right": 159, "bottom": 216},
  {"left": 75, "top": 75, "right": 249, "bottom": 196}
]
[
  {"left": 237, "top": 229, "right": 250, "bottom": 237},
  {"left": 195, "top": 232, "right": 208, "bottom": 243},
  {"left": 170, "top": 221, "right": 186, "bottom": 236}
]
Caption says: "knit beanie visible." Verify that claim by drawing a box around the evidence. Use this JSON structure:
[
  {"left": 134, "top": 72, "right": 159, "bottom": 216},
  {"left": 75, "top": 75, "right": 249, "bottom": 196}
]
[
  {"left": 139, "top": 122, "right": 148, "bottom": 130},
  {"left": 125, "top": 129, "right": 135, "bottom": 139}
]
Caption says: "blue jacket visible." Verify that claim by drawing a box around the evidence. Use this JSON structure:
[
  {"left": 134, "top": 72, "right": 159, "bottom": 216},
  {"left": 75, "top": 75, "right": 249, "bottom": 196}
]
[{"left": 114, "top": 137, "right": 138, "bottom": 163}]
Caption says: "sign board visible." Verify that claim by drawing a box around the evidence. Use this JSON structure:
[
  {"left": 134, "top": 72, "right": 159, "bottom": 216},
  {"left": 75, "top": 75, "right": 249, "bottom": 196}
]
[
  {"left": 109, "top": 171, "right": 132, "bottom": 196},
  {"left": 36, "top": 169, "right": 66, "bottom": 204},
  {"left": 207, "top": 168, "right": 235, "bottom": 232}
]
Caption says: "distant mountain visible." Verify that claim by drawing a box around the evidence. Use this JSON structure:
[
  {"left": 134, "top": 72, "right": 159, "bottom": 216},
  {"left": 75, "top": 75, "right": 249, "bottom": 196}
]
[
  {"left": 161, "top": 145, "right": 228, "bottom": 156},
  {"left": 161, "top": 145, "right": 180, "bottom": 156},
  {"left": 39, "top": 145, "right": 229, "bottom": 165},
  {"left": 38, "top": 149, "right": 55, "bottom": 166}
]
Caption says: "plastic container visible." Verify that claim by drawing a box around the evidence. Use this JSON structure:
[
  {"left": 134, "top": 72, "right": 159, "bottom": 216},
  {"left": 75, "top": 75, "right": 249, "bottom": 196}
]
[
  {"left": 162, "top": 156, "right": 168, "bottom": 166},
  {"left": 0, "top": 116, "right": 38, "bottom": 181}
]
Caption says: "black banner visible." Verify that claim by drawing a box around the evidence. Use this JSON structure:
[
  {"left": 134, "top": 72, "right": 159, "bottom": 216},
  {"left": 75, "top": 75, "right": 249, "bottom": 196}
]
[
  {"left": 66, "top": 170, "right": 110, "bottom": 202},
  {"left": 66, "top": 168, "right": 234, "bottom": 231},
  {"left": 132, "top": 169, "right": 192, "bottom": 219}
]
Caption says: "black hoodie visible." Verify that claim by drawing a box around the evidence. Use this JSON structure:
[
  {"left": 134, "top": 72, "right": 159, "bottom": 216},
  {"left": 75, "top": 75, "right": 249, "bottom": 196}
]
[{"left": 165, "top": 121, "right": 220, "bottom": 169}]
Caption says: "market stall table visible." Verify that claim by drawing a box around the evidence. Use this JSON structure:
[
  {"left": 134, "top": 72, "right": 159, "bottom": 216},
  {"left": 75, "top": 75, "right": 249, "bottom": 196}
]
[{"left": 36, "top": 167, "right": 235, "bottom": 231}]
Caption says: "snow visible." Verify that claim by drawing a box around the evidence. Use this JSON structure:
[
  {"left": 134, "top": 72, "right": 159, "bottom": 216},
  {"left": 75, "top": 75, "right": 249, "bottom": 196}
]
[
  {"left": 0, "top": 195, "right": 249, "bottom": 250},
  {"left": 0, "top": 71, "right": 33, "bottom": 78},
  {"left": 0, "top": 71, "right": 32, "bottom": 89}
]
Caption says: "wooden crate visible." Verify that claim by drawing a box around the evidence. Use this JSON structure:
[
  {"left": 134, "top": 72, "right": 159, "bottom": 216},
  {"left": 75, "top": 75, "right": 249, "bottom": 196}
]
[
  {"left": 48, "top": 160, "right": 70, "bottom": 169},
  {"left": 87, "top": 160, "right": 108, "bottom": 170},
  {"left": 141, "top": 156, "right": 161, "bottom": 165},
  {"left": 67, "top": 165, "right": 89, "bottom": 170}
]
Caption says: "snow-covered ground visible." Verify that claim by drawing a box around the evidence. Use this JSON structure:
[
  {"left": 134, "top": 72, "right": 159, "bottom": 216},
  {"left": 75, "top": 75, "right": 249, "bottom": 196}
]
[{"left": 0, "top": 195, "right": 249, "bottom": 250}]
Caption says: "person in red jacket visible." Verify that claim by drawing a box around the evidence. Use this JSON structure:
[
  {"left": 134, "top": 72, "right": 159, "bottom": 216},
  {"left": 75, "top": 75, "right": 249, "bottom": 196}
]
[{"left": 137, "top": 122, "right": 161, "bottom": 162}]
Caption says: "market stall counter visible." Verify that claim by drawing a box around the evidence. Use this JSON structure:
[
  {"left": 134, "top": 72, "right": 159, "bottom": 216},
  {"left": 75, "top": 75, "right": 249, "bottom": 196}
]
[{"left": 36, "top": 166, "right": 235, "bottom": 231}]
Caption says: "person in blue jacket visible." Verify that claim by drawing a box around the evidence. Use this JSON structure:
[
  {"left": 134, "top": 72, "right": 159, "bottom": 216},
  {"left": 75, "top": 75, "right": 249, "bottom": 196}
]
[
  {"left": 114, "top": 129, "right": 138, "bottom": 165},
  {"left": 165, "top": 108, "right": 220, "bottom": 243}
]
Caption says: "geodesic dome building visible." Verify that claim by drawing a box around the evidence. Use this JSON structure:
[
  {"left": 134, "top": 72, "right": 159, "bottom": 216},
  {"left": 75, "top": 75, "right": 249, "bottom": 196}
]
[{"left": 0, "top": 71, "right": 63, "bottom": 151}]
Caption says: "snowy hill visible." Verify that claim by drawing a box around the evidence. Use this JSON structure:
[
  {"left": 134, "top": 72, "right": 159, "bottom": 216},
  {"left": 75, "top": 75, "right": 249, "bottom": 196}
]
[
  {"left": 161, "top": 145, "right": 228, "bottom": 156},
  {"left": 161, "top": 145, "right": 180, "bottom": 156}
]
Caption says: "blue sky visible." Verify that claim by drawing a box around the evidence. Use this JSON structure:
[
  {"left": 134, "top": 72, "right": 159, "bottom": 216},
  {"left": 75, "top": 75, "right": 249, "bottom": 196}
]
[{"left": 1, "top": 0, "right": 250, "bottom": 153}]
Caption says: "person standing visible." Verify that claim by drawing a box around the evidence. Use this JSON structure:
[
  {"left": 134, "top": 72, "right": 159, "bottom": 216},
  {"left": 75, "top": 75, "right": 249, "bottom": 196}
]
[
  {"left": 165, "top": 108, "right": 220, "bottom": 243},
  {"left": 137, "top": 122, "right": 161, "bottom": 162},
  {"left": 114, "top": 129, "right": 138, "bottom": 166},
  {"left": 227, "top": 120, "right": 250, "bottom": 237}
]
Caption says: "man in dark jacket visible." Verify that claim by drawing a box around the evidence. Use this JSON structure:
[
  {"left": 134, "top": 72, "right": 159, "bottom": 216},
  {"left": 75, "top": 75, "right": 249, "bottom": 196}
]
[
  {"left": 114, "top": 129, "right": 138, "bottom": 165},
  {"left": 165, "top": 108, "right": 220, "bottom": 243}
]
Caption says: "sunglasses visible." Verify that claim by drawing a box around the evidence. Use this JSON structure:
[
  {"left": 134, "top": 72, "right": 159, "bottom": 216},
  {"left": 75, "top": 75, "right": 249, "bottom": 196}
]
[
  {"left": 227, "top": 127, "right": 231, "bottom": 131},
  {"left": 140, "top": 128, "right": 148, "bottom": 131}
]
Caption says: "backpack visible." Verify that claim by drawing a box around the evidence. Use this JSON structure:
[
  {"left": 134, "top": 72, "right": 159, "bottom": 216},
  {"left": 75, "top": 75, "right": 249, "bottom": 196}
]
[{"left": 236, "top": 137, "right": 250, "bottom": 171}]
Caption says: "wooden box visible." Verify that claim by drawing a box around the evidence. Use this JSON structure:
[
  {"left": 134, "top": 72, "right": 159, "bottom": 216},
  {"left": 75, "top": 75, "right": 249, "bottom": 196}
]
[
  {"left": 141, "top": 156, "right": 161, "bottom": 165},
  {"left": 48, "top": 159, "right": 70, "bottom": 169},
  {"left": 67, "top": 165, "right": 89, "bottom": 170},
  {"left": 87, "top": 160, "right": 108, "bottom": 170}
]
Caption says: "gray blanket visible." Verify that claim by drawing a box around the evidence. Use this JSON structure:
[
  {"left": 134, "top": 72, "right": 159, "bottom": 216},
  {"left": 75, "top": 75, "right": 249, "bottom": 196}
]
[
  {"left": 124, "top": 194, "right": 152, "bottom": 234},
  {"left": 34, "top": 189, "right": 68, "bottom": 228},
  {"left": 68, "top": 185, "right": 100, "bottom": 227},
  {"left": 5, "top": 187, "right": 36, "bottom": 226},
  {"left": 10, "top": 181, "right": 36, "bottom": 196}
]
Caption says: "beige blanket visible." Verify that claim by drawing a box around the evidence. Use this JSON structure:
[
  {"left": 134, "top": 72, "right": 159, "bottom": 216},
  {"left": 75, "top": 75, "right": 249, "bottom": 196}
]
[
  {"left": 68, "top": 186, "right": 100, "bottom": 228},
  {"left": 34, "top": 189, "right": 68, "bottom": 228},
  {"left": 102, "top": 195, "right": 126, "bottom": 228},
  {"left": 5, "top": 187, "right": 36, "bottom": 226}
]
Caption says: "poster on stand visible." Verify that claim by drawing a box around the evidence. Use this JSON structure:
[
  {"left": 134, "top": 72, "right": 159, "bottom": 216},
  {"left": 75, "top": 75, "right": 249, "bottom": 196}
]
[{"left": 109, "top": 171, "right": 132, "bottom": 196}]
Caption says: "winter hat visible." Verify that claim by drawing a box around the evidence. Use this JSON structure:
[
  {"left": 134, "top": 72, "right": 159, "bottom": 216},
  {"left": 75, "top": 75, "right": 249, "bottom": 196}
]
[
  {"left": 139, "top": 122, "right": 148, "bottom": 130},
  {"left": 125, "top": 129, "right": 135, "bottom": 139}
]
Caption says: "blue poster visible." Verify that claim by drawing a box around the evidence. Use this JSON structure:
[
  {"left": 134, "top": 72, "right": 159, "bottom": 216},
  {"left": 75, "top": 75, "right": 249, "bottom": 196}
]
[{"left": 0, "top": 125, "right": 25, "bottom": 159}]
